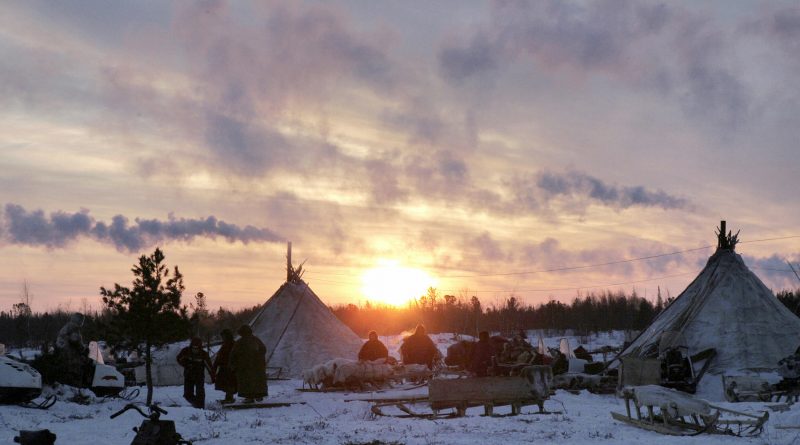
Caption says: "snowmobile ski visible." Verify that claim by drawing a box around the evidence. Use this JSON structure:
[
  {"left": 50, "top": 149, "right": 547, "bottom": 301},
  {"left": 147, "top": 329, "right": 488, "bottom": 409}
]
[{"left": 18, "top": 395, "right": 57, "bottom": 410}]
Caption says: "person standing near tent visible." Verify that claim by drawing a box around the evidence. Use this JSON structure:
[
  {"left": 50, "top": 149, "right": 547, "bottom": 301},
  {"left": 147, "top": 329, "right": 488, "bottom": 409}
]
[
  {"left": 213, "top": 329, "right": 237, "bottom": 404},
  {"left": 177, "top": 337, "right": 215, "bottom": 409},
  {"left": 358, "top": 331, "right": 389, "bottom": 362},
  {"left": 231, "top": 325, "right": 267, "bottom": 403},
  {"left": 400, "top": 324, "right": 439, "bottom": 369}
]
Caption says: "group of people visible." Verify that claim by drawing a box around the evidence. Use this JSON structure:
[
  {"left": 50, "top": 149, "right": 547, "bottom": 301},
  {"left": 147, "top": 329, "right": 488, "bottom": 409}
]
[
  {"left": 177, "top": 325, "right": 267, "bottom": 409},
  {"left": 358, "top": 324, "right": 440, "bottom": 369},
  {"left": 362, "top": 326, "right": 577, "bottom": 378}
]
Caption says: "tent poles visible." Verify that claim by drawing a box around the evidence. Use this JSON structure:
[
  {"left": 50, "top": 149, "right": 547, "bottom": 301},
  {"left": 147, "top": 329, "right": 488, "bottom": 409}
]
[{"left": 788, "top": 262, "right": 800, "bottom": 286}]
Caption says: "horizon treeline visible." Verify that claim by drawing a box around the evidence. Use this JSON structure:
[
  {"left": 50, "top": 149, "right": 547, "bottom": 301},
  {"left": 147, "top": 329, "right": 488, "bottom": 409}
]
[
  {"left": 0, "top": 304, "right": 262, "bottom": 349},
  {"left": 1, "top": 288, "right": 799, "bottom": 349},
  {"left": 332, "top": 288, "right": 667, "bottom": 338}
]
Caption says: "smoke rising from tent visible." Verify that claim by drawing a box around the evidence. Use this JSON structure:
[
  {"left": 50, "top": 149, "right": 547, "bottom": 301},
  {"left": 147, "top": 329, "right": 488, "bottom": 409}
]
[{"left": 2, "top": 204, "right": 284, "bottom": 252}]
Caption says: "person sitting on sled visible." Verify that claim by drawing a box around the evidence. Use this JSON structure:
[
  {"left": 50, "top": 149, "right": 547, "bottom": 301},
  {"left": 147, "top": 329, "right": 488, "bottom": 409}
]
[
  {"left": 400, "top": 324, "right": 438, "bottom": 369},
  {"left": 177, "top": 337, "right": 215, "bottom": 409},
  {"left": 358, "top": 330, "right": 389, "bottom": 362},
  {"left": 468, "top": 331, "right": 495, "bottom": 377}
]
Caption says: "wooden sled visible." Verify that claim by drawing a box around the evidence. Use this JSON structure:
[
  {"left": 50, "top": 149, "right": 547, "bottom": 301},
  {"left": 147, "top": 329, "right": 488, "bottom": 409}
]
[
  {"left": 723, "top": 375, "right": 800, "bottom": 404},
  {"left": 371, "top": 367, "right": 557, "bottom": 419},
  {"left": 612, "top": 385, "right": 768, "bottom": 437}
]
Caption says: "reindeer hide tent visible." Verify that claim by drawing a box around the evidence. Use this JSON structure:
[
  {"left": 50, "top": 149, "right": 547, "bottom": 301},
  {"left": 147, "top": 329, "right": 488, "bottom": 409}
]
[
  {"left": 619, "top": 227, "right": 800, "bottom": 391},
  {"left": 248, "top": 280, "right": 363, "bottom": 378}
]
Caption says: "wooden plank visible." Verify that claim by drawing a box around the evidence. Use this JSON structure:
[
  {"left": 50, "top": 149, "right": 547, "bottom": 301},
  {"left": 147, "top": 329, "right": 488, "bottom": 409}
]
[
  {"left": 345, "top": 396, "right": 428, "bottom": 404},
  {"left": 428, "top": 376, "right": 535, "bottom": 405}
]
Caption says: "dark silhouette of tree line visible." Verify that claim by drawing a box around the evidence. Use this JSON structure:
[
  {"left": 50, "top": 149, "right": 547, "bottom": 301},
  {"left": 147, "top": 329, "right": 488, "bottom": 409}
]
[
  {"left": 1, "top": 248, "right": 797, "bottom": 352},
  {"left": 331, "top": 287, "right": 668, "bottom": 337},
  {"left": 777, "top": 289, "right": 800, "bottom": 318}
]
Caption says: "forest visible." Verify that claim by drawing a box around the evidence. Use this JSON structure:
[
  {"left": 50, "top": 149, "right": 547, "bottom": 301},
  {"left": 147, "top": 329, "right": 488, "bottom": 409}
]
[{"left": 1, "top": 287, "right": 798, "bottom": 349}]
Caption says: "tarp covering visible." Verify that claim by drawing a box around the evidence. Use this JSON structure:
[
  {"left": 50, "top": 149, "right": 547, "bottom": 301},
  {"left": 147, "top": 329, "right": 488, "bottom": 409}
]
[
  {"left": 620, "top": 249, "right": 800, "bottom": 374},
  {"left": 249, "top": 280, "right": 363, "bottom": 378}
]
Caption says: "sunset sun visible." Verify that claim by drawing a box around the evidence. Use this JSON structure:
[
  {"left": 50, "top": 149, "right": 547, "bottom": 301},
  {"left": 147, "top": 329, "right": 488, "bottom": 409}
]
[{"left": 360, "top": 260, "right": 437, "bottom": 306}]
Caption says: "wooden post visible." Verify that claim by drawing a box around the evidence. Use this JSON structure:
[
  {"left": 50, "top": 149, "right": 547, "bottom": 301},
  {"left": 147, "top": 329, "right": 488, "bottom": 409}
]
[{"left": 287, "top": 242, "right": 292, "bottom": 282}]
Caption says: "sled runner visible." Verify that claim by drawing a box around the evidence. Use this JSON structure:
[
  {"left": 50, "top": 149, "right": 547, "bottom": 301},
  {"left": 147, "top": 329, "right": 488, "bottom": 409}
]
[
  {"left": 612, "top": 385, "right": 768, "bottom": 437},
  {"left": 219, "top": 400, "right": 306, "bottom": 410},
  {"left": 18, "top": 395, "right": 57, "bottom": 410}
]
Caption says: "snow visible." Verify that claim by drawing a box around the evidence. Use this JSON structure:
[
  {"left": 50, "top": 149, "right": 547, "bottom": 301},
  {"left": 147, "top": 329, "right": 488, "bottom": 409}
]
[{"left": 2, "top": 331, "right": 799, "bottom": 444}]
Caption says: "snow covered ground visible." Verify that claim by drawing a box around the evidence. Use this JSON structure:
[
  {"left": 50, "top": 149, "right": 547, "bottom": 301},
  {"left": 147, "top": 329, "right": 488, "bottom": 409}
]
[{"left": 2, "top": 331, "right": 799, "bottom": 444}]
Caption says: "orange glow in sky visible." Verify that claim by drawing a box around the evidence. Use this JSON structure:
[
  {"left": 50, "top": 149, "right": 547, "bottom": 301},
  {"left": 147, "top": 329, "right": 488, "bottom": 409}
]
[{"left": 360, "top": 260, "right": 438, "bottom": 306}]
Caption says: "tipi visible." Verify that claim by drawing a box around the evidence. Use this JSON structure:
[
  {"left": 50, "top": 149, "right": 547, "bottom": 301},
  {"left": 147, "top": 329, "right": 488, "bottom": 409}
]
[
  {"left": 248, "top": 244, "right": 363, "bottom": 377},
  {"left": 620, "top": 222, "right": 800, "bottom": 375}
]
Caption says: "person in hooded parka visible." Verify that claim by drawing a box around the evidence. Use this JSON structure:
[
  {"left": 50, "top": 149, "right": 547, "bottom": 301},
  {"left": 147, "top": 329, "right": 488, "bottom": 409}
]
[
  {"left": 400, "top": 324, "right": 438, "bottom": 369},
  {"left": 54, "top": 312, "right": 93, "bottom": 387},
  {"left": 230, "top": 325, "right": 267, "bottom": 403},
  {"left": 358, "top": 331, "right": 389, "bottom": 362},
  {"left": 213, "top": 329, "right": 237, "bottom": 403},
  {"left": 469, "top": 331, "right": 495, "bottom": 377},
  {"left": 177, "top": 337, "right": 214, "bottom": 408}
]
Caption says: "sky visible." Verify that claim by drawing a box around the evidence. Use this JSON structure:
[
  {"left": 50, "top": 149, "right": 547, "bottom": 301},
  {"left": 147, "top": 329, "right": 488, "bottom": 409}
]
[{"left": 1, "top": 0, "right": 799, "bottom": 312}]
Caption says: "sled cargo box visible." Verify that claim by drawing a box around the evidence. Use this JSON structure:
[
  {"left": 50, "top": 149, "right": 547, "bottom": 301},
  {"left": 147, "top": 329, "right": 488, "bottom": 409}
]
[
  {"left": 428, "top": 367, "right": 551, "bottom": 412},
  {"left": 619, "top": 357, "right": 661, "bottom": 388}
]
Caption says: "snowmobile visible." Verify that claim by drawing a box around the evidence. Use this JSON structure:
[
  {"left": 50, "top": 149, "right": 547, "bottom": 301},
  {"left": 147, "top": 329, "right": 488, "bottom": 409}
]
[
  {"left": 0, "top": 355, "right": 54, "bottom": 408},
  {"left": 90, "top": 362, "right": 126, "bottom": 397},
  {"left": 86, "top": 340, "right": 127, "bottom": 397},
  {"left": 111, "top": 402, "right": 192, "bottom": 445},
  {"left": 0, "top": 355, "right": 42, "bottom": 404}
]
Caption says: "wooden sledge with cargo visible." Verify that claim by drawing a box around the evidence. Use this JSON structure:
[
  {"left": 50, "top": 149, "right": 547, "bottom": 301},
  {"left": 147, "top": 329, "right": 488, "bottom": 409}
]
[
  {"left": 612, "top": 385, "right": 768, "bottom": 437},
  {"left": 367, "top": 366, "right": 557, "bottom": 418}
]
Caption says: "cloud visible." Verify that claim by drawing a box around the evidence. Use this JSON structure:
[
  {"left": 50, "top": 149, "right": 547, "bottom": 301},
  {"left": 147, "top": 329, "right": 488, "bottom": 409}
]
[
  {"left": 2, "top": 203, "right": 284, "bottom": 252},
  {"left": 438, "top": 32, "right": 498, "bottom": 82},
  {"left": 745, "top": 7, "right": 800, "bottom": 58},
  {"left": 437, "top": 0, "right": 756, "bottom": 131},
  {"left": 469, "top": 231, "right": 507, "bottom": 262},
  {"left": 743, "top": 253, "right": 800, "bottom": 291},
  {"left": 507, "top": 169, "right": 690, "bottom": 213},
  {"left": 166, "top": 2, "right": 396, "bottom": 175}
]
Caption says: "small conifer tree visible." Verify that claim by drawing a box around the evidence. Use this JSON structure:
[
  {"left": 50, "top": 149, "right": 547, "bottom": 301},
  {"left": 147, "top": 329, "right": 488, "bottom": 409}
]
[{"left": 101, "top": 247, "right": 190, "bottom": 404}]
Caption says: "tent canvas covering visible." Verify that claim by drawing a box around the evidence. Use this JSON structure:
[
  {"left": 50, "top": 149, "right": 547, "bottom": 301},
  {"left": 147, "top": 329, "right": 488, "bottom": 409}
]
[
  {"left": 249, "top": 280, "right": 363, "bottom": 377},
  {"left": 620, "top": 248, "right": 800, "bottom": 375}
]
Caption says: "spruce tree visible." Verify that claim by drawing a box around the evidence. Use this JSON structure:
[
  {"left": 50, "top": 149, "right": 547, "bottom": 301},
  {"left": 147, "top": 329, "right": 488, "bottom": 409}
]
[{"left": 101, "top": 247, "right": 190, "bottom": 404}]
